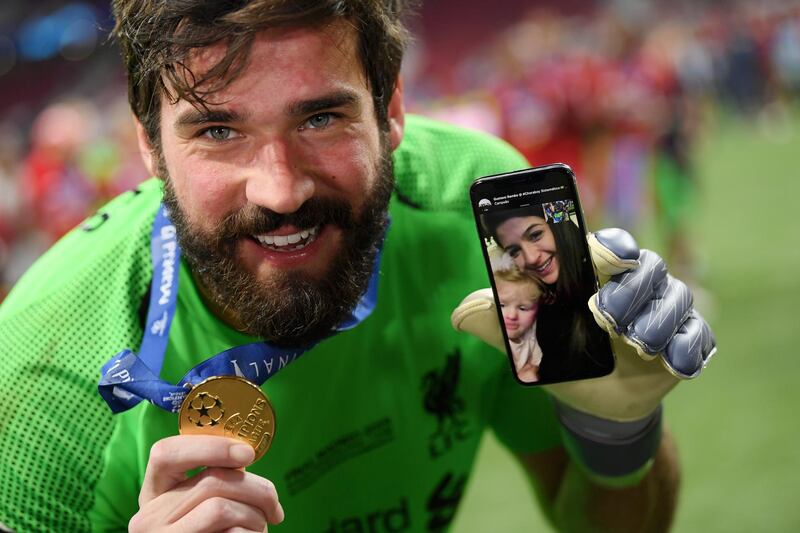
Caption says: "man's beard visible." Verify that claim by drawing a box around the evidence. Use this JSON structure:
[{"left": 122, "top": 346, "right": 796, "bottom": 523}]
[{"left": 161, "top": 149, "right": 394, "bottom": 347}]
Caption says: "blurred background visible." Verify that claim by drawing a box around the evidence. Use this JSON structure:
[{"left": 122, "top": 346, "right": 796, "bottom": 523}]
[{"left": 1, "top": 0, "right": 798, "bottom": 530}]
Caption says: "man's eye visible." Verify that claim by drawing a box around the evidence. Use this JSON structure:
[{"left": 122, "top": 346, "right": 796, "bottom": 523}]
[
  {"left": 304, "top": 113, "right": 332, "bottom": 129},
  {"left": 508, "top": 248, "right": 520, "bottom": 258},
  {"left": 202, "top": 126, "right": 234, "bottom": 141}
]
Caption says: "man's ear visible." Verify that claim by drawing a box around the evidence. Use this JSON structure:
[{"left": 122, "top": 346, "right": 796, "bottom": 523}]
[
  {"left": 387, "top": 77, "right": 405, "bottom": 151},
  {"left": 134, "top": 119, "right": 158, "bottom": 178}
]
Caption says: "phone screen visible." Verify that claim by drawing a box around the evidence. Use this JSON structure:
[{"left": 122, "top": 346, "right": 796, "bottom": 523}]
[{"left": 470, "top": 164, "right": 615, "bottom": 385}]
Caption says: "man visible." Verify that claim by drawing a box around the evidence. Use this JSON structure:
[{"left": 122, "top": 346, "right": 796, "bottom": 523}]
[{"left": 0, "top": 2, "right": 714, "bottom": 532}]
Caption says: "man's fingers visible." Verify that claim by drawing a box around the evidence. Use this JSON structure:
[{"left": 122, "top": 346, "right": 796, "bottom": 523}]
[
  {"left": 591, "top": 250, "right": 668, "bottom": 334},
  {"left": 172, "top": 497, "right": 269, "bottom": 533},
  {"left": 132, "top": 442, "right": 283, "bottom": 533},
  {"left": 169, "top": 467, "right": 284, "bottom": 526},
  {"left": 140, "top": 435, "right": 256, "bottom": 505},
  {"left": 662, "top": 309, "right": 717, "bottom": 379},
  {"left": 624, "top": 274, "right": 693, "bottom": 358},
  {"left": 588, "top": 228, "right": 640, "bottom": 278}
]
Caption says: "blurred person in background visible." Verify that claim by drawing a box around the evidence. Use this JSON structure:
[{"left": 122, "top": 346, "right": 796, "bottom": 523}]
[
  {"left": 0, "top": 121, "right": 23, "bottom": 301},
  {"left": 772, "top": 13, "right": 800, "bottom": 99},
  {"left": 652, "top": 86, "right": 700, "bottom": 282},
  {"left": 21, "top": 100, "right": 98, "bottom": 242}
]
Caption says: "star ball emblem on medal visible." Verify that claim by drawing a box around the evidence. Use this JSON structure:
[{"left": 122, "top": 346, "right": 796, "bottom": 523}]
[{"left": 179, "top": 376, "right": 276, "bottom": 462}]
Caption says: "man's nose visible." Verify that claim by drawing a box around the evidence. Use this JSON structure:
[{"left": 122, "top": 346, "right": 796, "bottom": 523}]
[{"left": 245, "top": 140, "right": 315, "bottom": 214}]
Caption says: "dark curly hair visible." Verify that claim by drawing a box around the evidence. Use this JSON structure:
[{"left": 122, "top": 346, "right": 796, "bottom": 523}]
[{"left": 111, "top": 0, "right": 413, "bottom": 147}]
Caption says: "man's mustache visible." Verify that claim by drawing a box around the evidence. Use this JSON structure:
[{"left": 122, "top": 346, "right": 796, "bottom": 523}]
[{"left": 216, "top": 197, "right": 356, "bottom": 240}]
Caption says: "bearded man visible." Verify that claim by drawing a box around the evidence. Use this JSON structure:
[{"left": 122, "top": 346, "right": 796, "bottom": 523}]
[{"left": 0, "top": 2, "right": 714, "bottom": 532}]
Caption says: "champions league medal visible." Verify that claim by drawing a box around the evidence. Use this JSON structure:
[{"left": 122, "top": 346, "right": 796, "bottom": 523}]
[{"left": 179, "top": 376, "right": 276, "bottom": 462}]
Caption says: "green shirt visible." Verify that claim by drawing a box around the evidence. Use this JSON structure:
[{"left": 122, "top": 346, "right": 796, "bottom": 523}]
[{"left": 0, "top": 116, "right": 561, "bottom": 532}]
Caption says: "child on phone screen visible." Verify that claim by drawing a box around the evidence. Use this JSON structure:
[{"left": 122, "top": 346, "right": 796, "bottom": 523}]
[{"left": 494, "top": 264, "right": 543, "bottom": 383}]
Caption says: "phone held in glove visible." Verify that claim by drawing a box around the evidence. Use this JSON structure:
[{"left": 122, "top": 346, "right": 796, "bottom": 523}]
[{"left": 470, "top": 163, "right": 615, "bottom": 385}]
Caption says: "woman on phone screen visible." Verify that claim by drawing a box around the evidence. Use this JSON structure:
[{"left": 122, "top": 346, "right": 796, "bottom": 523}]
[{"left": 483, "top": 205, "right": 614, "bottom": 383}]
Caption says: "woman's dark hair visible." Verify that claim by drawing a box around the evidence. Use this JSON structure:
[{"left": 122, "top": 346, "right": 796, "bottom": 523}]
[
  {"left": 111, "top": 0, "right": 413, "bottom": 147},
  {"left": 481, "top": 205, "right": 543, "bottom": 242},
  {"left": 548, "top": 219, "right": 594, "bottom": 305},
  {"left": 547, "top": 220, "right": 597, "bottom": 359}
]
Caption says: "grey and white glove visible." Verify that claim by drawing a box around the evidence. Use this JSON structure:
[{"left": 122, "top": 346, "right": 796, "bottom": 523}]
[{"left": 452, "top": 228, "right": 717, "bottom": 478}]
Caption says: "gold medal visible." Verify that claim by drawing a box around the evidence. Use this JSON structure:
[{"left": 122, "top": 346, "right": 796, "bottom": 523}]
[{"left": 179, "top": 376, "right": 275, "bottom": 462}]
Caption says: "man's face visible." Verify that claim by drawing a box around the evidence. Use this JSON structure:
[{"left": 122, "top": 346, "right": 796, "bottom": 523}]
[{"left": 142, "top": 22, "right": 404, "bottom": 346}]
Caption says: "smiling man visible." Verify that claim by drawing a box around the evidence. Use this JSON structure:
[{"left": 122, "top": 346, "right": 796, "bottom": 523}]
[
  {"left": 153, "top": 24, "right": 398, "bottom": 348},
  {"left": 0, "top": 2, "right": 716, "bottom": 532}
]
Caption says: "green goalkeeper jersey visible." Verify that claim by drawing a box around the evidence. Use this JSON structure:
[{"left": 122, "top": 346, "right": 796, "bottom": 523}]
[{"left": 0, "top": 116, "right": 562, "bottom": 532}]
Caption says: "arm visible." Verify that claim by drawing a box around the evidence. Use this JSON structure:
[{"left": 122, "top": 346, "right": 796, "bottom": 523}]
[
  {"left": 453, "top": 228, "right": 715, "bottom": 530},
  {"left": 517, "top": 429, "right": 679, "bottom": 533}
]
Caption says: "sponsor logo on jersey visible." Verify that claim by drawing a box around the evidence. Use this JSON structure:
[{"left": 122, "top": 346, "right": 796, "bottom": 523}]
[
  {"left": 426, "top": 472, "right": 467, "bottom": 532},
  {"left": 323, "top": 498, "right": 410, "bottom": 533},
  {"left": 422, "top": 349, "right": 470, "bottom": 458}
]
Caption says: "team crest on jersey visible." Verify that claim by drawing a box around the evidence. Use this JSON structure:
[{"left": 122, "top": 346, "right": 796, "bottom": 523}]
[{"left": 422, "top": 349, "right": 470, "bottom": 458}]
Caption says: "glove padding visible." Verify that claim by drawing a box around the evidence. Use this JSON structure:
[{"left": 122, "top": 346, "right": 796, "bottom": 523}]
[{"left": 451, "top": 228, "right": 717, "bottom": 422}]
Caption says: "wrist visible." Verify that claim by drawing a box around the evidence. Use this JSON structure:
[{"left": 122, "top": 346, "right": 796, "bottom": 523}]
[{"left": 555, "top": 400, "right": 663, "bottom": 487}]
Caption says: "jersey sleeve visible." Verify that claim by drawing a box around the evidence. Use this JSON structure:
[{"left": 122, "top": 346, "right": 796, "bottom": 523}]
[
  {"left": 0, "top": 182, "right": 160, "bottom": 532},
  {"left": 393, "top": 114, "right": 530, "bottom": 214}
]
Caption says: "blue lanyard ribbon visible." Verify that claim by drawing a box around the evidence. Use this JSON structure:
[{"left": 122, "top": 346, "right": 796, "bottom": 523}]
[{"left": 98, "top": 204, "right": 383, "bottom": 414}]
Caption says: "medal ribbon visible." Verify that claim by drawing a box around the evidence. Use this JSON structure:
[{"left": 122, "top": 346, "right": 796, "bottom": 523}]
[{"left": 98, "top": 204, "right": 383, "bottom": 413}]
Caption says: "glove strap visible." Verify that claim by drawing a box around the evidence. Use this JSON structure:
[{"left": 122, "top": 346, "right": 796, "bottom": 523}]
[{"left": 555, "top": 401, "right": 663, "bottom": 487}]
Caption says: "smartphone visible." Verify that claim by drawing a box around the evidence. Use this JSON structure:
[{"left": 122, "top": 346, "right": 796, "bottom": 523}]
[{"left": 470, "top": 163, "right": 615, "bottom": 385}]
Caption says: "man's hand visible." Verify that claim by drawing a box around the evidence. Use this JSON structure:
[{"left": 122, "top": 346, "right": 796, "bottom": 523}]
[
  {"left": 129, "top": 435, "right": 284, "bottom": 533},
  {"left": 452, "top": 228, "right": 716, "bottom": 422}
]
